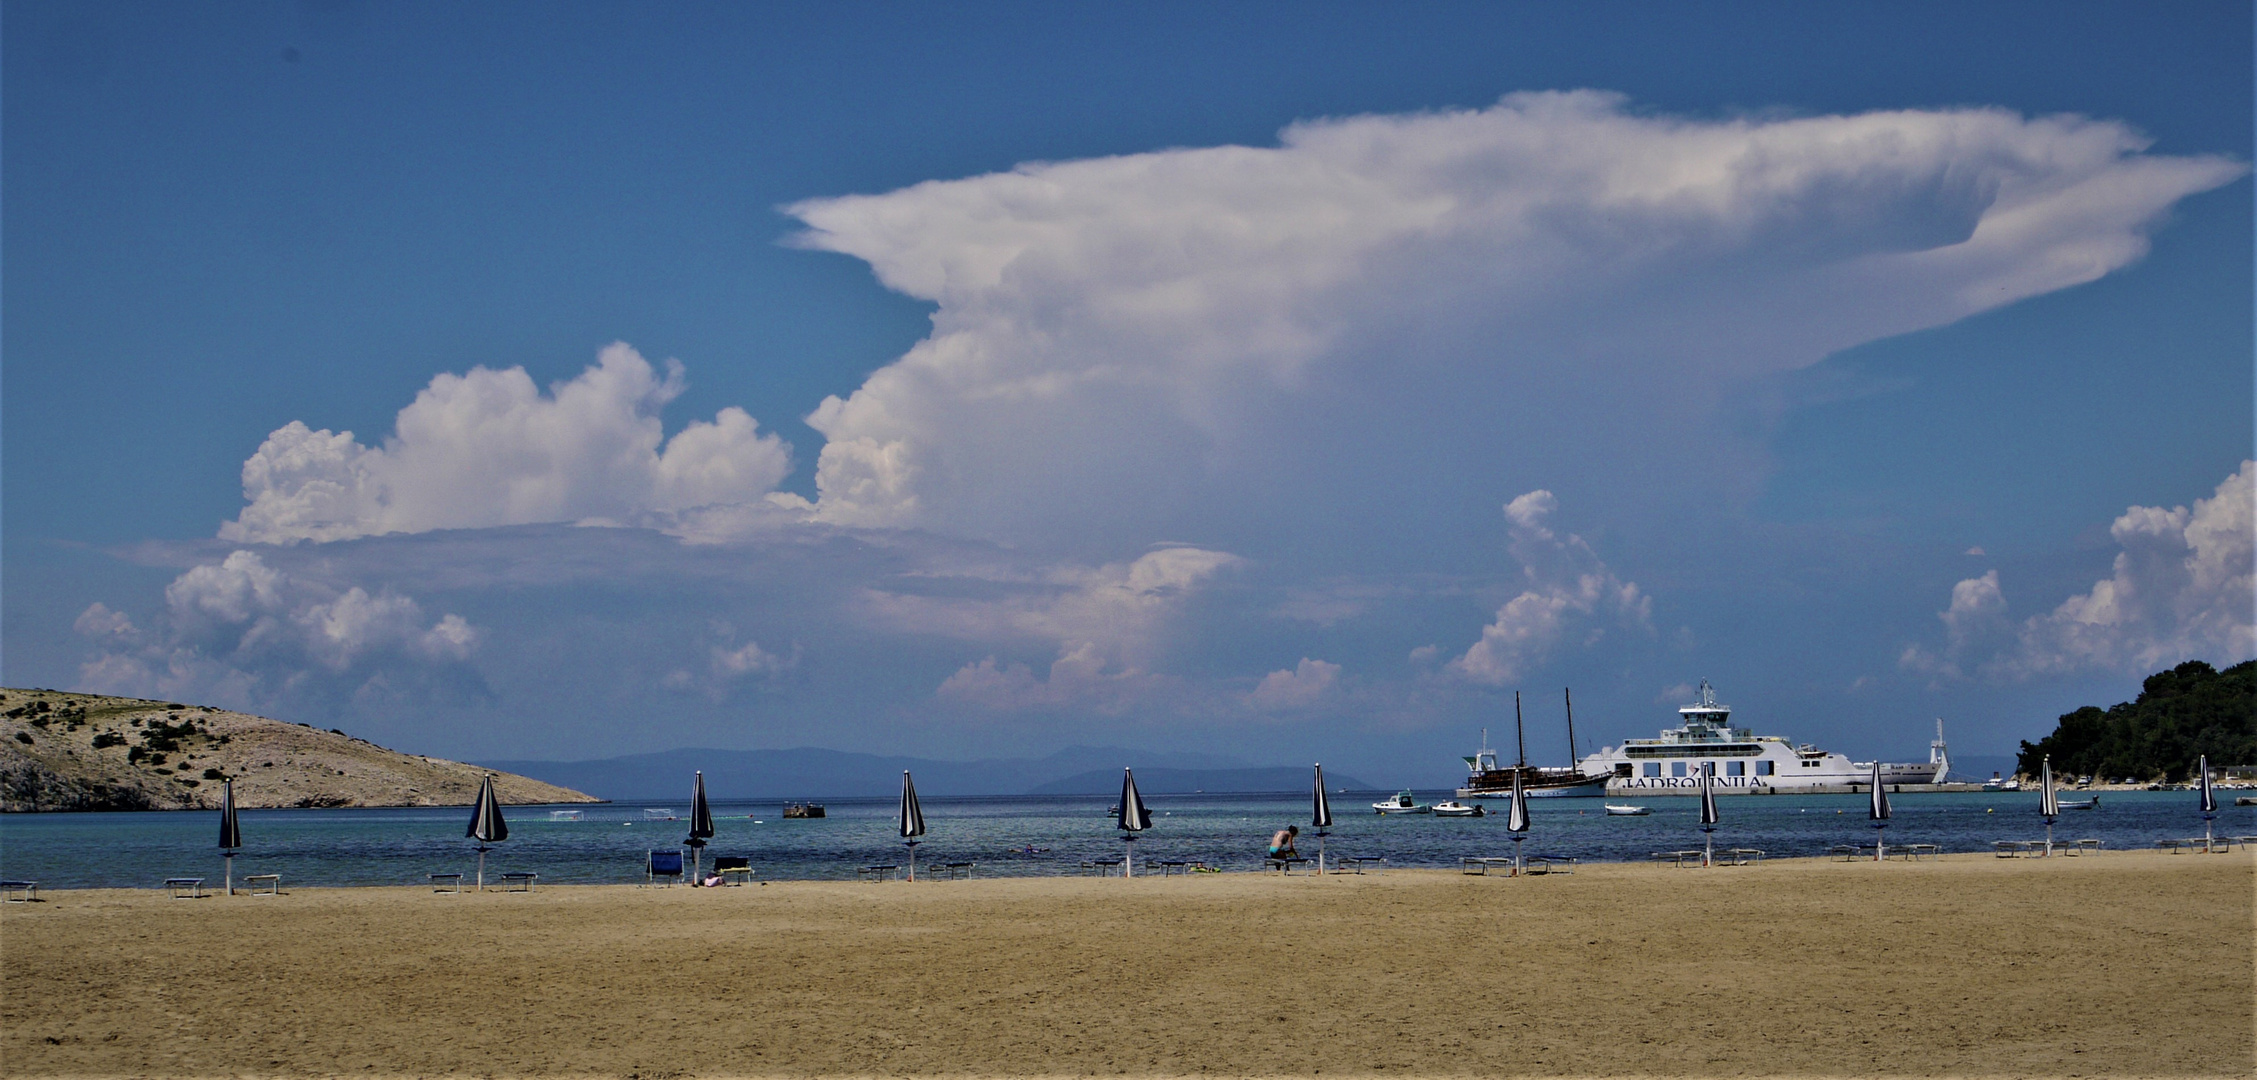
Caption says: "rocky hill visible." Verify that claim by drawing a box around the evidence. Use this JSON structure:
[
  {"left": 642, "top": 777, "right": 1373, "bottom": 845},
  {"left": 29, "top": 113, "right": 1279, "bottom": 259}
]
[{"left": 0, "top": 688, "right": 599, "bottom": 812}]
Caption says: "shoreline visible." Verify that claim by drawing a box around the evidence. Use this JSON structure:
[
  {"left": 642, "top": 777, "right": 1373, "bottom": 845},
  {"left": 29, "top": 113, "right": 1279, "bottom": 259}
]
[{"left": 5, "top": 850, "right": 2249, "bottom": 1078}]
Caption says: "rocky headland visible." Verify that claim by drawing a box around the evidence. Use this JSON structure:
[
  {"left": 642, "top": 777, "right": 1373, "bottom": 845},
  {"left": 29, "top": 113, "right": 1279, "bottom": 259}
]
[{"left": 0, "top": 688, "right": 598, "bottom": 812}]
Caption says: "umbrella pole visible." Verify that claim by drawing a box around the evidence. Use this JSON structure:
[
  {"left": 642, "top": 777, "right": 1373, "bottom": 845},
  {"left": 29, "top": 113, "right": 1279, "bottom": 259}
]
[
  {"left": 1511, "top": 835, "right": 1523, "bottom": 878},
  {"left": 1316, "top": 831, "right": 1327, "bottom": 875},
  {"left": 1123, "top": 836, "right": 1134, "bottom": 878},
  {"left": 225, "top": 851, "right": 234, "bottom": 897},
  {"left": 1702, "top": 828, "right": 1713, "bottom": 868},
  {"left": 477, "top": 846, "right": 487, "bottom": 892},
  {"left": 2044, "top": 819, "right": 2053, "bottom": 857},
  {"left": 906, "top": 841, "right": 918, "bottom": 882},
  {"left": 1874, "top": 825, "right": 1884, "bottom": 863}
]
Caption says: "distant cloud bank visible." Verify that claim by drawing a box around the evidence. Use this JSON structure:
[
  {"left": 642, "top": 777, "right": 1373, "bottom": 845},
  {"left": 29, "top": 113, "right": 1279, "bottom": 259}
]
[
  {"left": 224, "top": 344, "right": 798, "bottom": 544},
  {"left": 1905, "top": 461, "right": 2256, "bottom": 680}
]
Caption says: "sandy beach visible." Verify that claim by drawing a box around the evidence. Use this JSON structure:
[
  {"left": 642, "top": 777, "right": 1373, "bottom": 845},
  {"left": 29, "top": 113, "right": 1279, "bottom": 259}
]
[{"left": 2, "top": 851, "right": 2249, "bottom": 1079}]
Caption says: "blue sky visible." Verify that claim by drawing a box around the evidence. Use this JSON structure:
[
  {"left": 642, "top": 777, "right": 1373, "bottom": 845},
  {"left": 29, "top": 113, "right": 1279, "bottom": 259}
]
[{"left": 5, "top": 2, "right": 2250, "bottom": 782}]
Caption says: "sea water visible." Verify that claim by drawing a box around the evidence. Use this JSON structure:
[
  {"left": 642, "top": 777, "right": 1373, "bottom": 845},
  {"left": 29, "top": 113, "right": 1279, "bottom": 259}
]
[{"left": 1, "top": 789, "right": 2247, "bottom": 889}]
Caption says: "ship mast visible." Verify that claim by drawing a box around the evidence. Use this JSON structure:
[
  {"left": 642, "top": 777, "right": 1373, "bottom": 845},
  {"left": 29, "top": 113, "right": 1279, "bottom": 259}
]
[
  {"left": 1564, "top": 687, "right": 1578, "bottom": 764},
  {"left": 1513, "top": 690, "right": 1527, "bottom": 770}
]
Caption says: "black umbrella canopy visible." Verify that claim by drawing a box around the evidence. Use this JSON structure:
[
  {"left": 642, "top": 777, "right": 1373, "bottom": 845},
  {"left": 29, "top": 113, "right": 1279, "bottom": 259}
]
[
  {"left": 1311, "top": 764, "right": 1333, "bottom": 829},
  {"left": 1117, "top": 769, "right": 1151, "bottom": 832},
  {"left": 1699, "top": 764, "right": 1720, "bottom": 827},
  {"left": 2039, "top": 757, "right": 2059, "bottom": 818},
  {"left": 467, "top": 774, "right": 509, "bottom": 844},
  {"left": 218, "top": 778, "right": 242, "bottom": 850},
  {"left": 2197, "top": 755, "right": 2217, "bottom": 814},
  {"left": 899, "top": 771, "right": 926, "bottom": 840},
  {"left": 1867, "top": 760, "right": 1891, "bottom": 821},
  {"left": 688, "top": 771, "right": 716, "bottom": 846}
]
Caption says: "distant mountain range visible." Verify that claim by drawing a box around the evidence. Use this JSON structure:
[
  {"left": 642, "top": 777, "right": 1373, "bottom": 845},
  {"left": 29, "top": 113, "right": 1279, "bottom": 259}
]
[{"left": 478, "top": 744, "right": 1374, "bottom": 802}]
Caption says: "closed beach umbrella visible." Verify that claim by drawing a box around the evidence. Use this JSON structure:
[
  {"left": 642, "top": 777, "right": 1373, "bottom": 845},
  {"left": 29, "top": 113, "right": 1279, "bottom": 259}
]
[
  {"left": 218, "top": 778, "right": 242, "bottom": 896},
  {"left": 1116, "top": 768, "right": 1150, "bottom": 877},
  {"left": 1506, "top": 765, "right": 1529, "bottom": 876},
  {"left": 898, "top": 770, "right": 926, "bottom": 881},
  {"left": 1698, "top": 763, "right": 1720, "bottom": 867},
  {"left": 2196, "top": 754, "right": 2216, "bottom": 851},
  {"left": 1311, "top": 764, "right": 1332, "bottom": 874},
  {"left": 2038, "top": 756, "right": 2059, "bottom": 855},
  {"left": 1867, "top": 759, "right": 1891, "bottom": 861},
  {"left": 467, "top": 774, "right": 508, "bottom": 890},
  {"left": 686, "top": 771, "right": 715, "bottom": 882}
]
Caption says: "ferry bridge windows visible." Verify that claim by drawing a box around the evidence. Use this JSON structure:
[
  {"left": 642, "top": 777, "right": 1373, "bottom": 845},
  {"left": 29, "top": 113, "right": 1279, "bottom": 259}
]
[
  {"left": 1642, "top": 763, "right": 1662, "bottom": 778},
  {"left": 1726, "top": 761, "right": 1745, "bottom": 777}
]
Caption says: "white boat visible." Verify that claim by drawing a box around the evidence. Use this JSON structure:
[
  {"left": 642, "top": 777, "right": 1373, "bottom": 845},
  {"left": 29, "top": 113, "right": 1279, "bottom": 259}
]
[
  {"left": 1582, "top": 680, "right": 1946, "bottom": 795},
  {"left": 547, "top": 809, "right": 584, "bottom": 821},
  {"left": 1604, "top": 804, "right": 1650, "bottom": 816},
  {"left": 643, "top": 808, "right": 677, "bottom": 820},
  {"left": 2055, "top": 795, "right": 2100, "bottom": 810},
  {"left": 1373, "top": 790, "right": 1431, "bottom": 814},
  {"left": 1430, "top": 800, "right": 1485, "bottom": 817}
]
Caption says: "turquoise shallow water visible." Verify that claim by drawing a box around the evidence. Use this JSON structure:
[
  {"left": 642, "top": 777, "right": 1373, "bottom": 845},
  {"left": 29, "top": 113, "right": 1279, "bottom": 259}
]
[{"left": 1, "top": 788, "right": 2246, "bottom": 888}]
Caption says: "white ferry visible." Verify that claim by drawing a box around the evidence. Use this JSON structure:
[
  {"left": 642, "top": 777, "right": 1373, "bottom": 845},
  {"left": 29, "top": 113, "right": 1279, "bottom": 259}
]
[{"left": 1581, "top": 680, "right": 1947, "bottom": 795}]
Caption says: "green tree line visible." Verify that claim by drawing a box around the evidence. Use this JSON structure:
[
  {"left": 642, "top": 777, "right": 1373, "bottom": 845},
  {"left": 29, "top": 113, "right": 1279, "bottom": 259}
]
[{"left": 2016, "top": 659, "right": 2256, "bottom": 782}]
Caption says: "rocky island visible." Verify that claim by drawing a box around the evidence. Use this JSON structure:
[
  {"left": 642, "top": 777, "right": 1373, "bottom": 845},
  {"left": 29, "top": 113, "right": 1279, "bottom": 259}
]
[{"left": 0, "top": 688, "right": 598, "bottom": 812}]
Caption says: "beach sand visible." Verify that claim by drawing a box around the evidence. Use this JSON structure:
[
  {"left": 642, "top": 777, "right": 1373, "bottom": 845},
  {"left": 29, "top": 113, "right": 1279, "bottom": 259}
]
[{"left": 2, "top": 852, "right": 2249, "bottom": 1079}]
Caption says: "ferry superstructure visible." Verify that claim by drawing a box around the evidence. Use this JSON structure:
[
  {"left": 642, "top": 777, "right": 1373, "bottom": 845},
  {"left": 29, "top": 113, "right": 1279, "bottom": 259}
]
[{"left": 1580, "top": 680, "right": 1947, "bottom": 795}]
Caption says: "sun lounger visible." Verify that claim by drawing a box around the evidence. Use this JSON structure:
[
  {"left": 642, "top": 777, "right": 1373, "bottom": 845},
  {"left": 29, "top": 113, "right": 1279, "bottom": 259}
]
[
  {"left": 1524, "top": 855, "right": 1578, "bottom": 874},
  {"left": 1078, "top": 858, "right": 1122, "bottom": 876},
  {"left": 935, "top": 861, "right": 975, "bottom": 879},
  {"left": 1, "top": 880, "right": 38, "bottom": 902},
  {"left": 1264, "top": 855, "right": 1313, "bottom": 874},
  {"left": 1722, "top": 848, "right": 1766, "bottom": 865},
  {"left": 1649, "top": 850, "right": 1705, "bottom": 867},
  {"left": 165, "top": 877, "right": 206, "bottom": 899},
  {"left": 856, "top": 864, "right": 897, "bottom": 881},
  {"left": 499, "top": 872, "right": 537, "bottom": 892},
  {"left": 1899, "top": 843, "right": 1939, "bottom": 860},
  {"left": 1332, "top": 856, "right": 1384, "bottom": 874},
  {"left": 1462, "top": 856, "right": 1518, "bottom": 874},
  {"left": 429, "top": 872, "right": 463, "bottom": 892},
  {"left": 711, "top": 856, "right": 754, "bottom": 884},
  {"left": 646, "top": 850, "right": 685, "bottom": 886},
  {"left": 1829, "top": 844, "right": 1862, "bottom": 860},
  {"left": 243, "top": 874, "right": 281, "bottom": 895}
]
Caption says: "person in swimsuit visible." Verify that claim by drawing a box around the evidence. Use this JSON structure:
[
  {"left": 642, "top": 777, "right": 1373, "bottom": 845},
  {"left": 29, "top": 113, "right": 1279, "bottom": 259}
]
[{"left": 1268, "top": 825, "right": 1299, "bottom": 859}]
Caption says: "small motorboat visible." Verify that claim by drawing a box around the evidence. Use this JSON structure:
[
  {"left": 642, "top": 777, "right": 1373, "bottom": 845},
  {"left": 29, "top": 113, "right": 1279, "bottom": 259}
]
[
  {"left": 783, "top": 802, "right": 826, "bottom": 819},
  {"left": 2055, "top": 795, "right": 2100, "bottom": 810},
  {"left": 643, "top": 808, "right": 677, "bottom": 820},
  {"left": 1604, "top": 804, "right": 1651, "bottom": 816},
  {"left": 548, "top": 809, "right": 584, "bottom": 821},
  {"left": 1373, "top": 790, "right": 1431, "bottom": 814},
  {"left": 1430, "top": 800, "right": 1485, "bottom": 817}
]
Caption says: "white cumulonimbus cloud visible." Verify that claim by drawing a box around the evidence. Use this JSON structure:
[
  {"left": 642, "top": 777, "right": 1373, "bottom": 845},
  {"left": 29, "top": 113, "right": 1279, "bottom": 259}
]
[
  {"left": 914, "top": 546, "right": 1242, "bottom": 712},
  {"left": 75, "top": 550, "right": 482, "bottom": 708},
  {"left": 222, "top": 343, "right": 797, "bottom": 543},
  {"left": 788, "top": 91, "right": 2243, "bottom": 543},
  {"left": 1450, "top": 491, "right": 1650, "bottom": 684},
  {"left": 1247, "top": 657, "right": 1342, "bottom": 711},
  {"left": 1904, "top": 461, "right": 2255, "bottom": 679}
]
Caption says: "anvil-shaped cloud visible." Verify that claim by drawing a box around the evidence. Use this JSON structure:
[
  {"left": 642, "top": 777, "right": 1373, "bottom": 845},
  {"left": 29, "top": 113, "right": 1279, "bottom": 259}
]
[{"left": 789, "top": 91, "right": 2239, "bottom": 546}]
